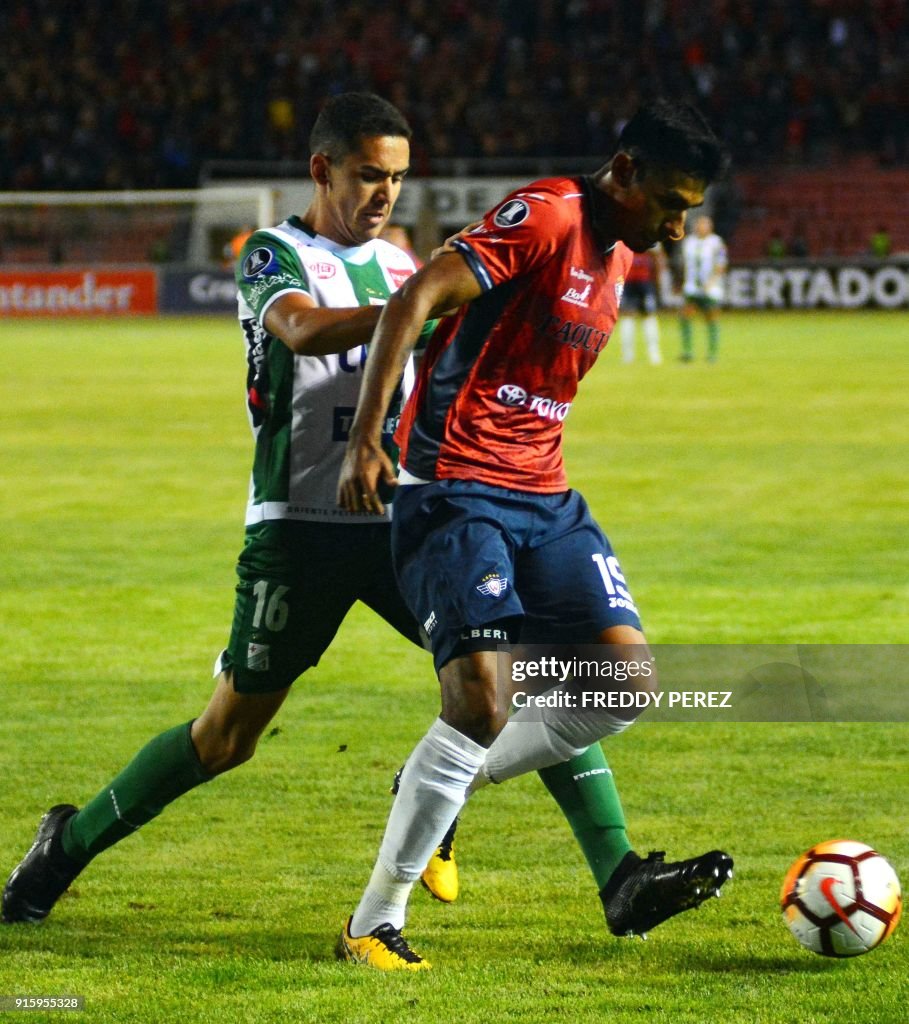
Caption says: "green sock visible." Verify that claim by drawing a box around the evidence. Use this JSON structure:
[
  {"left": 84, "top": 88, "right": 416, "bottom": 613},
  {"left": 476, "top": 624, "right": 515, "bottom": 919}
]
[
  {"left": 61, "top": 721, "right": 213, "bottom": 865},
  {"left": 538, "top": 744, "right": 632, "bottom": 890},
  {"left": 679, "top": 316, "right": 693, "bottom": 357},
  {"left": 707, "top": 320, "right": 720, "bottom": 358}
]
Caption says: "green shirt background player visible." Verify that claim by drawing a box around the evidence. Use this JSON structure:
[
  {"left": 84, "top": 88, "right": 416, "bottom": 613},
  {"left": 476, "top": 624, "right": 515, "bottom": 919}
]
[
  {"left": 5, "top": 94, "right": 647, "bottom": 949},
  {"left": 678, "top": 214, "right": 727, "bottom": 362}
]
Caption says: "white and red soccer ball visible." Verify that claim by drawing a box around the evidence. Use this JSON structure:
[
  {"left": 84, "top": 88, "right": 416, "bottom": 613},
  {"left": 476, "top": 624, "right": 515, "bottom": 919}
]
[{"left": 781, "top": 839, "right": 902, "bottom": 957}]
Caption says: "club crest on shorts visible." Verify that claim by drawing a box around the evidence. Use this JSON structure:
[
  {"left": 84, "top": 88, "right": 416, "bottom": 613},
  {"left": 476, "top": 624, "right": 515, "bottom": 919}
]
[
  {"left": 247, "top": 641, "right": 270, "bottom": 671},
  {"left": 476, "top": 572, "right": 508, "bottom": 598}
]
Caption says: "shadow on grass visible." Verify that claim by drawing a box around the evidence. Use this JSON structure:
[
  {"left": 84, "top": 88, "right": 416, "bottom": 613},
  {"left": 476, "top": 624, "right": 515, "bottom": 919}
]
[
  {"left": 684, "top": 951, "right": 841, "bottom": 974},
  {"left": 0, "top": 914, "right": 341, "bottom": 965}
]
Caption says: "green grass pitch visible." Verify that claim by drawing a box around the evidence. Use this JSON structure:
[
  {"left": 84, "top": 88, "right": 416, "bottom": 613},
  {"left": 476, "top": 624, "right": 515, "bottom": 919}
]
[{"left": 0, "top": 311, "right": 906, "bottom": 1023}]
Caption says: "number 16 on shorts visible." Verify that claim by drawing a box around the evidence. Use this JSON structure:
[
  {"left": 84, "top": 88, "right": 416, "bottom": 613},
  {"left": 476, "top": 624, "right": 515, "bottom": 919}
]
[{"left": 251, "top": 580, "right": 290, "bottom": 632}]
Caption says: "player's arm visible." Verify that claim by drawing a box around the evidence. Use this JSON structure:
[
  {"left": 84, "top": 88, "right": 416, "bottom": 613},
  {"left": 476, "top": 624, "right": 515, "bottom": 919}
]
[
  {"left": 338, "top": 252, "right": 482, "bottom": 515},
  {"left": 263, "top": 292, "right": 385, "bottom": 357},
  {"left": 238, "top": 231, "right": 388, "bottom": 357}
]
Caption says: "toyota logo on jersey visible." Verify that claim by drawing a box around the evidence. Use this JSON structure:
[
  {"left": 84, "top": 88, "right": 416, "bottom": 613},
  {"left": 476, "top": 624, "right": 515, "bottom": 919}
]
[
  {"left": 497, "top": 383, "right": 528, "bottom": 405},
  {"left": 496, "top": 383, "right": 572, "bottom": 421}
]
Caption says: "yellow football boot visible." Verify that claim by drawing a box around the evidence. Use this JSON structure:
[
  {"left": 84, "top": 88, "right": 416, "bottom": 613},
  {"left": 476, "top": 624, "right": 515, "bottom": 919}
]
[
  {"left": 420, "top": 818, "right": 459, "bottom": 903},
  {"left": 335, "top": 917, "right": 431, "bottom": 971}
]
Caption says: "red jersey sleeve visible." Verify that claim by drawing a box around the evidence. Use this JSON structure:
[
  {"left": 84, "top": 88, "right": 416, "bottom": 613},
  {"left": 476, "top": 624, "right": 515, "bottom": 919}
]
[{"left": 452, "top": 182, "right": 577, "bottom": 292}]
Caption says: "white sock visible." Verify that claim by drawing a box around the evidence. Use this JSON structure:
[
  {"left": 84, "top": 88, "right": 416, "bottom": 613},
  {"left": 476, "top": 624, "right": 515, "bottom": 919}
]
[
  {"left": 481, "top": 689, "right": 632, "bottom": 784},
  {"left": 643, "top": 314, "right": 662, "bottom": 364},
  {"left": 349, "top": 860, "right": 413, "bottom": 936},
  {"left": 350, "top": 717, "right": 486, "bottom": 935},
  {"left": 620, "top": 317, "right": 636, "bottom": 362}
]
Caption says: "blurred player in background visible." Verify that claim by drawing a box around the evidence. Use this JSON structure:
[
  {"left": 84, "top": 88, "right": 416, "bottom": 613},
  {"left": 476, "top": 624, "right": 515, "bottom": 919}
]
[
  {"left": 619, "top": 245, "right": 665, "bottom": 365},
  {"left": 678, "top": 215, "right": 727, "bottom": 362},
  {"left": 337, "top": 99, "right": 734, "bottom": 971},
  {"left": 1, "top": 91, "right": 450, "bottom": 925}
]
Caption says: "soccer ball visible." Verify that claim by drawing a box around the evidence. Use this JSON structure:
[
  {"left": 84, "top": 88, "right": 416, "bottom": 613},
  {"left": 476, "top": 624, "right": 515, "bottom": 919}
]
[{"left": 780, "top": 839, "right": 902, "bottom": 957}]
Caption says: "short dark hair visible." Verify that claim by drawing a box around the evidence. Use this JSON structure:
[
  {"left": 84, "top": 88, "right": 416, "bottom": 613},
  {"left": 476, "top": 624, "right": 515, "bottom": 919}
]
[
  {"left": 309, "top": 92, "right": 412, "bottom": 159},
  {"left": 617, "top": 100, "right": 729, "bottom": 184}
]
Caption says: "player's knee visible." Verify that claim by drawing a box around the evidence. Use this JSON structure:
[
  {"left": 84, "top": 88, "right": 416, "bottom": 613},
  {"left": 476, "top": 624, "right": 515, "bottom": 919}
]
[
  {"left": 439, "top": 667, "right": 505, "bottom": 746},
  {"left": 192, "top": 724, "right": 259, "bottom": 775},
  {"left": 442, "top": 704, "right": 505, "bottom": 746},
  {"left": 214, "top": 737, "right": 258, "bottom": 774}
]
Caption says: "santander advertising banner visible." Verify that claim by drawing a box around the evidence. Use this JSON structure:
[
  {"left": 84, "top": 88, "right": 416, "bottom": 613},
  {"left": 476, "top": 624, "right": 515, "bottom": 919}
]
[{"left": 0, "top": 270, "right": 158, "bottom": 316}]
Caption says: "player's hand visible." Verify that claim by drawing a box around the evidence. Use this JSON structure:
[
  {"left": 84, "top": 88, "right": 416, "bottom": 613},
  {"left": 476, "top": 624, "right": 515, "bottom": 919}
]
[
  {"left": 431, "top": 220, "right": 484, "bottom": 260},
  {"left": 337, "top": 435, "right": 398, "bottom": 515}
]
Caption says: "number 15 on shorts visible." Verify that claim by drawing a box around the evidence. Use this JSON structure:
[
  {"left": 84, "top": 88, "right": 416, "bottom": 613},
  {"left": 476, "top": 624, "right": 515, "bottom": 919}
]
[{"left": 591, "top": 553, "right": 639, "bottom": 614}]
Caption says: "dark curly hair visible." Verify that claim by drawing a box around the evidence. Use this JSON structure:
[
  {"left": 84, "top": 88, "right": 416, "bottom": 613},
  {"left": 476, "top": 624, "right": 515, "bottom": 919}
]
[{"left": 618, "top": 99, "right": 730, "bottom": 183}]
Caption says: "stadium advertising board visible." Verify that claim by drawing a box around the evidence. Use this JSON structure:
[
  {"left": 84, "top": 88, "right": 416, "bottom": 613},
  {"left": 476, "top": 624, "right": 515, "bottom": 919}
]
[
  {"left": 723, "top": 261, "right": 909, "bottom": 310},
  {"left": 0, "top": 269, "right": 157, "bottom": 316},
  {"left": 160, "top": 268, "right": 237, "bottom": 313}
]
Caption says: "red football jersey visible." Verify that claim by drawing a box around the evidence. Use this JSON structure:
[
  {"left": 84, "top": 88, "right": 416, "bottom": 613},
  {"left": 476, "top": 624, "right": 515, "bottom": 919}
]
[{"left": 396, "top": 177, "right": 633, "bottom": 492}]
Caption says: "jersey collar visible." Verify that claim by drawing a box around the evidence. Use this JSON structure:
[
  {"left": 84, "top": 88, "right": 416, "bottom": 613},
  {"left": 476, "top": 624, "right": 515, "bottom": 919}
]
[{"left": 284, "top": 215, "right": 378, "bottom": 264}]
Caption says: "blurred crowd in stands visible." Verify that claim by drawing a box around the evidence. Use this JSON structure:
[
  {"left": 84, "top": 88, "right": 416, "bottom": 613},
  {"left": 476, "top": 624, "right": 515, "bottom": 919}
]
[{"left": 2, "top": 0, "right": 907, "bottom": 192}]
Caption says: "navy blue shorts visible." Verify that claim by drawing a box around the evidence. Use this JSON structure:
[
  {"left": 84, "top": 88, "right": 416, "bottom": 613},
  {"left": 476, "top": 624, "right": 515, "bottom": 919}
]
[{"left": 391, "top": 480, "right": 642, "bottom": 672}]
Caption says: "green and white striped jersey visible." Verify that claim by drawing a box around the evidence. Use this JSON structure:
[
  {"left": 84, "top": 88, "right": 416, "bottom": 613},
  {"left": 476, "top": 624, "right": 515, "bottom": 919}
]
[
  {"left": 235, "top": 215, "right": 422, "bottom": 525},
  {"left": 681, "top": 231, "right": 728, "bottom": 301}
]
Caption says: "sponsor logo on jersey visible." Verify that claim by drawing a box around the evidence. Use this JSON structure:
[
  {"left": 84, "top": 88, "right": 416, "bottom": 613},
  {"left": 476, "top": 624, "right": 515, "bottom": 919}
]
[
  {"left": 333, "top": 406, "right": 400, "bottom": 442},
  {"left": 387, "top": 266, "right": 413, "bottom": 291},
  {"left": 496, "top": 383, "right": 528, "bottom": 406},
  {"left": 308, "top": 261, "right": 336, "bottom": 280},
  {"left": 338, "top": 344, "right": 368, "bottom": 373},
  {"left": 561, "top": 282, "right": 592, "bottom": 307},
  {"left": 493, "top": 198, "right": 530, "bottom": 228},
  {"left": 540, "top": 313, "right": 612, "bottom": 354},
  {"left": 245, "top": 271, "right": 306, "bottom": 307},
  {"left": 241, "top": 318, "right": 270, "bottom": 427},
  {"left": 570, "top": 266, "right": 594, "bottom": 283},
  {"left": 243, "top": 247, "right": 277, "bottom": 279},
  {"left": 496, "top": 383, "right": 572, "bottom": 422},
  {"left": 476, "top": 572, "right": 509, "bottom": 598},
  {"left": 459, "top": 626, "right": 511, "bottom": 641}
]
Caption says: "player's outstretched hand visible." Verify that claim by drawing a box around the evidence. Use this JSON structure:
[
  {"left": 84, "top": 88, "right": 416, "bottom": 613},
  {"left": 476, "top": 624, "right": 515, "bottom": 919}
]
[
  {"left": 430, "top": 220, "right": 484, "bottom": 260},
  {"left": 337, "top": 435, "right": 398, "bottom": 516}
]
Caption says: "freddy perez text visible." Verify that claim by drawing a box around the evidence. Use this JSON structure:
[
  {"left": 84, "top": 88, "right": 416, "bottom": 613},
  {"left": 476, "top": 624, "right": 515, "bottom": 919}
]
[
  {"left": 511, "top": 689, "right": 733, "bottom": 710},
  {"left": 508, "top": 656, "right": 732, "bottom": 710}
]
